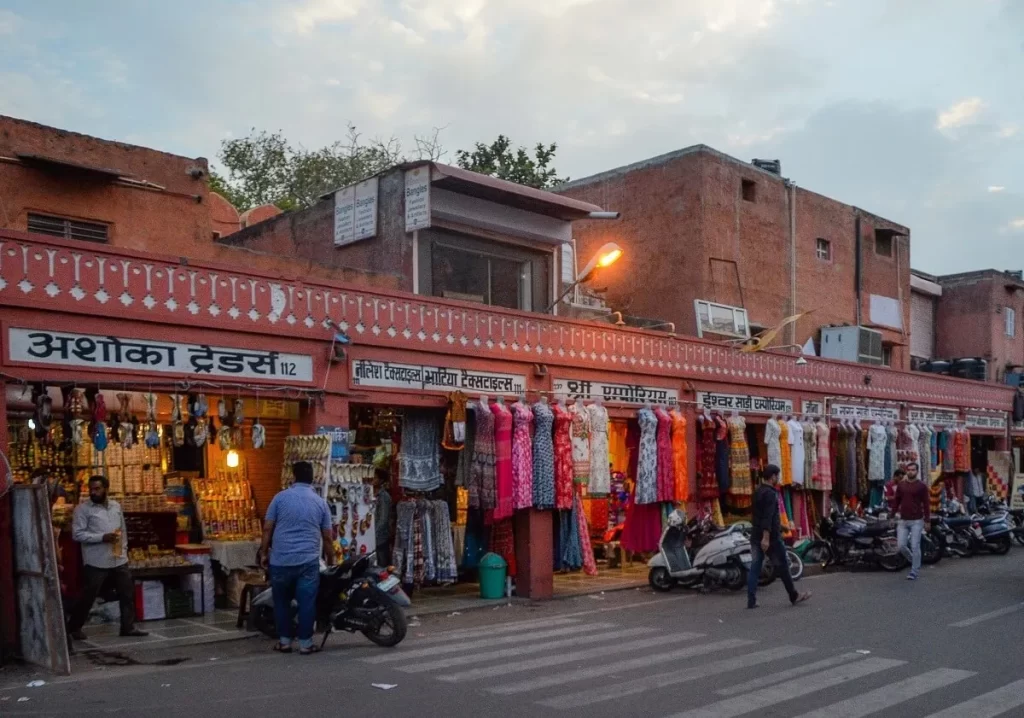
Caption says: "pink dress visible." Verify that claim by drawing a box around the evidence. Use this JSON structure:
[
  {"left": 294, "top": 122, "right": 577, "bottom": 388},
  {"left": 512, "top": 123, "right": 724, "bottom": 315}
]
[
  {"left": 511, "top": 402, "right": 534, "bottom": 510},
  {"left": 552, "top": 403, "right": 574, "bottom": 510},
  {"left": 815, "top": 421, "right": 832, "bottom": 491},
  {"left": 655, "top": 407, "right": 675, "bottom": 502},
  {"left": 490, "top": 402, "right": 514, "bottom": 521}
]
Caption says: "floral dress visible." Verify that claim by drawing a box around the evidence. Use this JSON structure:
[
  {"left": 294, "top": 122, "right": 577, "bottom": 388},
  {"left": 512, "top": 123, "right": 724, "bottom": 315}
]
[
  {"left": 636, "top": 407, "right": 659, "bottom": 504},
  {"left": 586, "top": 403, "right": 611, "bottom": 495},
  {"left": 655, "top": 407, "right": 675, "bottom": 502},
  {"left": 552, "top": 402, "right": 575, "bottom": 510},
  {"left": 469, "top": 401, "right": 495, "bottom": 510},
  {"left": 490, "top": 401, "right": 514, "bottom": 521},
  {"left": 696, "top": 414, "right": 719, "bottom": 500},
  {"left": 670, "top": 409, "right": 689, "bottom": 502},
  {"left": 531, "top": 401, "right": 555, "bottom": 509},
  {"left": 814, "top": 420, "right": 832, "bottom": 491},
  {"left": 511, "top": 402, "right": 534, "bottom": 510},
  {"left": 779, "top": 420, "right": 792, "bottom": 486},
  {"left": 570, "top": 402, "right": 592, "bottom": 485},
  {"left": 765, "top": 418, "right": 782, "bottom": 468},
  {"left": 727, "top": 415, "right": 752, "bottom": 501}
]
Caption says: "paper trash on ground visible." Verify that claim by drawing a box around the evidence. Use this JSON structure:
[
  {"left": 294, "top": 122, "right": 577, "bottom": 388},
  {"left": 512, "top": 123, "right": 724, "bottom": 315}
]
[
  {"left": 26, "top": 680, "right": 45, "bottom": 687},
  {"left": 372, "top": 683, "right": 398, "bottom": 690}
]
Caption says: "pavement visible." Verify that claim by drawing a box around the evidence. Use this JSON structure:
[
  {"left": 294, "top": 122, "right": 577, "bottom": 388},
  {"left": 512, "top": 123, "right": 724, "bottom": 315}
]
[{"left": 3, "top": 551, "right": 1024, "bottom": 717}]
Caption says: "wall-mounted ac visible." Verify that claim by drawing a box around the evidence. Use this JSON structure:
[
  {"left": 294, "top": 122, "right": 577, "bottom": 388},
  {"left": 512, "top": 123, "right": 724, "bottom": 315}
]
[{"left": 820, "top": 326, "right": 883, "bottom": 366}]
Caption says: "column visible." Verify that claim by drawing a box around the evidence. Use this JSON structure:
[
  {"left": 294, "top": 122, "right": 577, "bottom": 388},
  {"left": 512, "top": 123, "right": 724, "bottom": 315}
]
[
  {"left": 299, "top": 394, "right": 350, "bottom": 435},
  {"left": 514, "top": 509, "right": 553, "bottom": 599},
  {"left": 0, "top": 384, "right": 17, "bottom": 659}
]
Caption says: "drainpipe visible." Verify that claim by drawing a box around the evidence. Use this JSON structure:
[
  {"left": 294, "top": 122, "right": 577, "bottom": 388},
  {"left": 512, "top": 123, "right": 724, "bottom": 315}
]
[
  {"left": 854, "top": 213, "right": 862, "bottom": 326},
  {"left": 787, "top": 180, "right": 797, "bottom": 345}
]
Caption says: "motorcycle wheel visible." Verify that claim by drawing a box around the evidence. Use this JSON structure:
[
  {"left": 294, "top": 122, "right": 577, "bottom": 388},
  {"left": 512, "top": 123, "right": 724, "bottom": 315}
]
[
  {"left": 921, "top": 535, "right": 943, "bottom": 565},
  {"left": 757, "top": 558, "right": 776, "bottom": 587},
  {"left": 648, "top": 567, "right": 676, "bottom": 592},
  {"left": 724, "top": 566, "right": 748, "bottom": 591},
  {"left": 804, "top": 541, "right": 833, "bottom": 568},
  {"left": 247, "top": 604, "right": 278, "bottom": 639},
  {"left": 1013, "top": 527, "right": 1024, "bottom": 547},
  {"left": 361, "top": 593, "right": 408, "bottom": 648},
  {"left": 787, "top": 549, "right": 804, "bottom": 581},
  {"left": 989, "top": 535, "right": 1013, "bottom": 556},
  {"left": 877, "top": 539, "right": 907, "bottom": 572}
]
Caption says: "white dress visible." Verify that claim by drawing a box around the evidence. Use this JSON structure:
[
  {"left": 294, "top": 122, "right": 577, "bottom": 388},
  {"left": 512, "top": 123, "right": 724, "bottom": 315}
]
[
  {"left": 765, "top": 418, "right": 782, "bottom": 468},
  {"left": 586, "top": 403, "right": 611, "bottom": 495},
  {"left": 787, "top": 419, "right": 805, "bottom": 485},
  {"left": 867, "top": 423, "right": 888, "bottom": 482}
]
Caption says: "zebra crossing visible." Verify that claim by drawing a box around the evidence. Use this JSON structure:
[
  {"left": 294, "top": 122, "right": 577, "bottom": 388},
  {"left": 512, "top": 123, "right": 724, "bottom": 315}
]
[{"left": 359, "top": 616, "right": 1024, "bottom": 717}]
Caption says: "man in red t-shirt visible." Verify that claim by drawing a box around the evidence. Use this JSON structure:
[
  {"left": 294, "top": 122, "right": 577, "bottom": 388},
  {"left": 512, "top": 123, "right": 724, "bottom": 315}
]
[
  {"left": 893, "top": 462, "right": 930, "bottom": 581},
  {"left": 883, "top": 468, "right": 905, "bottom": 513}
]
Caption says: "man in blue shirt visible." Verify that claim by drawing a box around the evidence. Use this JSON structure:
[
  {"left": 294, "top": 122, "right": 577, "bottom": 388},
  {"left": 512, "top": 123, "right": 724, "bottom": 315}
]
[{"left": 260, "top": 461, "right": 335, "bottom": 654}]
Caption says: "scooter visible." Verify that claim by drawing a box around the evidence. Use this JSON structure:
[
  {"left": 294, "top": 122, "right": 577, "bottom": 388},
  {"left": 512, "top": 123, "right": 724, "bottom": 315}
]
[{"left": 648, "top": 510, "right": 753, "bottom": 592}]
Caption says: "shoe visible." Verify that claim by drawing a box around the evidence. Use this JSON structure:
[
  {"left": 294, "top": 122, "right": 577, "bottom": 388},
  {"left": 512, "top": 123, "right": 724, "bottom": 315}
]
[
  {"left": 120, "top": 628, "right": 149, "bottom": 637},
  {"left": 747, "top": 602, "right": 759, "bottom": 609},
  {"left": 70, "top": 630, "right": 88, "bottom": 641},
  {"left": 907, "top": 572, "right": 918, "bottom": 581}
]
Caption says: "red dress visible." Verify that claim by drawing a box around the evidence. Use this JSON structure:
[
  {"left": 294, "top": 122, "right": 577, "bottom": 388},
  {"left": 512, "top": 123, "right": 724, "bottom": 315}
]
[
  {"left": 552, "top": 402, "right": 574, "bottom": 510},
  {"left": 655, "top": 408, "right": 675, "bottom": 502},
  {"left": 697, "top": 414, "right": 719, "bottom": 500},
  {"left": 490, "top": 402, "right": 514, "bottom": 520}
]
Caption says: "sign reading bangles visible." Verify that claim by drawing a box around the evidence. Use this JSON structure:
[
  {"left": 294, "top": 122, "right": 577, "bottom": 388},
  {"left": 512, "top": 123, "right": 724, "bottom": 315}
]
[{"left": 7, "top": 327, "right": 314, "bottom": 383}]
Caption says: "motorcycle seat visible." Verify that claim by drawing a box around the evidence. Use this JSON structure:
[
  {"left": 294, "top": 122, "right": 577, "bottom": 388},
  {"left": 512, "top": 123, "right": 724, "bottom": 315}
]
[{"left": 860, "top": 523, "right": 891, "bottom": 537}]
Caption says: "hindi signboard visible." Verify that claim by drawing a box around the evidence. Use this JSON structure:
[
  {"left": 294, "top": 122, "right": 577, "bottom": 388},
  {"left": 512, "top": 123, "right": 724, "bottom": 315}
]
[
  {"left": 696, "top": 392, "right": 793, "bottom": 415},
  {"left": 965, "top": 413, "right": 1008, "bottom": 430},
  {"left": 352, "top": 359, "right": 525, "bottom": 396},
  {"left": 554, "top": 378, "right": 678, "bottom": 406},
  {"left": 908, "top": 407, "right": 960, "bottom": 425},
  {"left": 830, "top": 404, "right": 900, "bottom": 422}
]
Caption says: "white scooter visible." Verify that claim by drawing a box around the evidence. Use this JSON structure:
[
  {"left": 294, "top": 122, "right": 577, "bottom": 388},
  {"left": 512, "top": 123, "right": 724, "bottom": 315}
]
[{"left": 648, "top": 510, "right": 754, "bottom": 592}]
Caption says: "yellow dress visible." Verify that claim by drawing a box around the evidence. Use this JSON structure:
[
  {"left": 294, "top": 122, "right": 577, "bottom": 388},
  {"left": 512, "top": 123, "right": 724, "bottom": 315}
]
[{"left": 779, "top": 420, "right": 792, "bottom": 486}]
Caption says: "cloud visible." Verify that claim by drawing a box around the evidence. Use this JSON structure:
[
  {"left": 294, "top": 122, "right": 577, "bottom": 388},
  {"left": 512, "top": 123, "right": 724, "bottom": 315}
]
[
  {"left": 936, "top": 97, "right": 986, "bottom": 131},
  {"left": 291, "top": 0, "right": 365, "bottom": 33},
  {"left": 998, "top": 124, "right": 1019, "bottom": 138},
  {"left": 988, "top": 185, "right": 1006, "bottom": 193},
  {"left": 1009, "top": 218, "right": 1024, "bottom": 232},
  {"left": 0, "top": 9, "right": 17, "bottom": 34}
]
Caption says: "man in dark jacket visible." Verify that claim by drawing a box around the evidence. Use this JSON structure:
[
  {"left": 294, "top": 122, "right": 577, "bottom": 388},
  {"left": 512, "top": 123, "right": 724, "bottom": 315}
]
[{"left": 747, "top": 464, "right": 811, "bottom": 609}]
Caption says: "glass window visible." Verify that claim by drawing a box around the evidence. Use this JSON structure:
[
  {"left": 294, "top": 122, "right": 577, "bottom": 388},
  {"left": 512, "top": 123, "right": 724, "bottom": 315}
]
[
  {"left": 431, "top": 244, "right": 526, "bottom": 310},
  {"left": 1007, "top": 307, "right": 1016, "bottom": 338},
  {"left": 816, "top": 238, "right": 831, "bottom": 261}
]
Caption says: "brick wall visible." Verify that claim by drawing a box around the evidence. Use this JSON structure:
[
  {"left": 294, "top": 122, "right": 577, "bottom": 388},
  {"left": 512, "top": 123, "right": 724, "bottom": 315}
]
[{"left": 936, "top": 272, "right": 1024, "bottom": 381}]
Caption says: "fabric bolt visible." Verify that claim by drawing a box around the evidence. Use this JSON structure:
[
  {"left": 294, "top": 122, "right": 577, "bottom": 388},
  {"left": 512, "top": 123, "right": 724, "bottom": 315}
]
[
  {"left": 470, "top": 401, "right": 497, "bottom": 510},
  {"left": 586, "top": 403, "right": 611, "bottom": 495},
  {"left": 531, "top": 401, "right": 556, "bottom": 509},
  {"left": 636, "top": 407, "right": 660, "bottom": 504},
  {"left": 779, "top": 420, "right": 792, "bottom": 485},
  {"left": 552, "top": 402, "right": 575, "bottom": 510},
  {"left": 765, "top": 417, "right": 782, "bottom": 468},
  {"left": 788, "top": 419, "right": 805, "bottom": 486},
  {"left": 398, "top": 410, "right": 443, "bottom": 492},
  {"left": 655, "top": 407, "right": 676, "bottom": 502},
  {"left": 727, "top": 415, "right": 752, "bottom": 499},
  {"left": 802, "top": 420, "right": 816, "bottom": 487},
  {"left": 670, "top": 409, "right": 689, "bottom": 502},
  {"left": 696, "top": 415, "right": 718, "bottom": 500},
  {"left": 490, "top": 401, "right": 514, "bottom": 521},
  {"left": 432, "top": 501, "right": 458, "bottom": 584},
  {"left": 713, "top": 414, "right": 730, "bottom": 497},
  {"left": 511, "top": 402, "right": 534, "bottom": 510},
  {"left": 814, "top": 420, "right": 832, "bottom": 491},
  {"left": 569, "top": 402, "right": 592, "bottom": 484}
]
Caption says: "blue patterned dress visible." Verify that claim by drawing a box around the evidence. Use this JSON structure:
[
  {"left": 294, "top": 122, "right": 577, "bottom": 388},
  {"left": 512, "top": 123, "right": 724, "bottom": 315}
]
[
  {"left": 636, "top": 407, "right": 659, "bottom": 504},
  {"left": 531, "top": 401, "right": 555, "bottom": 509}
]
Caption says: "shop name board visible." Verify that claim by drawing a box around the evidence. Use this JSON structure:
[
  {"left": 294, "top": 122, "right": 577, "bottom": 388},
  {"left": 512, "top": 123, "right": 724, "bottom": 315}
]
[
  {"left": 801, "top": 400, "right": 824, "bottom": 416},
  {"left": 554, "top": 379, "right": 678, "bottom": 406},
  {"left": 334, "top": 177, "right": 379, "bottom": 247},
  {"left": 830, "top": 404, "right": 900, "bottom": 422},
  {"left": 8, "top": 328, "right": 314, "bottom": 383},
  {"left": 697, "top": 392, "right": 793, "bottom": 415},
  {"left": 352, "top": 359, "right": 525, "bottom": 395},
  {"left": 966, "top": 414, "right": 1007, "bottom": 430},
  {"left": 908, "top": 408, "right": 959, "bottom": 425},
  {"left": 404, "top": 167, "right": 431, "bottom": 231}
]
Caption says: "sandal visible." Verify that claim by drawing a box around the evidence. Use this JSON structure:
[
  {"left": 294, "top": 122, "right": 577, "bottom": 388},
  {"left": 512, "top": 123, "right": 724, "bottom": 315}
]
[
  {"left": 791, "top": 591, "right": 812, "bottom": 606},
  {"left": 299, "top": 645, "right": 321, "bottom": 655},
  {"left": 273, "top": 643, "right": 293, "bottom": 653}
]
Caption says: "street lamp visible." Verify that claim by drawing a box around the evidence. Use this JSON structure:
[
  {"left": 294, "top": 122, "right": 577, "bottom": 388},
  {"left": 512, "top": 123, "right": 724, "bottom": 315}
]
[{"left": 546, "top": 242, "right": 623, "bottom": 313}]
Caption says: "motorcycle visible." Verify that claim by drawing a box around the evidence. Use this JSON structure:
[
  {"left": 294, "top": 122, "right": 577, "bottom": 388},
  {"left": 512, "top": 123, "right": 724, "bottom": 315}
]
[
  {"left": 942, "top": 499, "right": 1013, "bottom": 555},
  {"left": 807, "top": 509, "right": 905, "bottom": 571},
  {"left": 248, "top": 551, "right": 410, "bottom": 649},
  {"left": 864, "top": 506, "right": 942, "bottom": 566},
  {"left": 648, "top": 511, "right": 752, "bottom": 592}
]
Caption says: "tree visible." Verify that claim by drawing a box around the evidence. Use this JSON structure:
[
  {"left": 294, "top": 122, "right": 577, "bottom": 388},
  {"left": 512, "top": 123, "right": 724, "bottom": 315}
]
[{"left": 455, "top": 135, "right": 567, "bottom": 189}]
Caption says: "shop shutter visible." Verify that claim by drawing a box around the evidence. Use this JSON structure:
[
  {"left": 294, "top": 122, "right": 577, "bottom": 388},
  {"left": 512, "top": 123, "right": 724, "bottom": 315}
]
[
  {"left": 248, "top": 419, "right": 292, "bottom": 518},
  {"left": 910, "top": 292, "right": 934, "bottom": 360}
]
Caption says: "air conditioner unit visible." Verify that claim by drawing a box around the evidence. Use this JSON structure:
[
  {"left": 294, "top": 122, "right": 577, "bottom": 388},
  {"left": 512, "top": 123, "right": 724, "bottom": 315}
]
[{"left": 819, "top": 326, "right": 884, "bottom": 366}]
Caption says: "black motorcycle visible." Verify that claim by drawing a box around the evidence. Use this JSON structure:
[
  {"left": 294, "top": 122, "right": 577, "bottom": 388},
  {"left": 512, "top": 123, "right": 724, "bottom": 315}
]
[
  {"left": 806, "top": 509, "right": 906, "bottom": 571},
  {"left": 248, "top": 551, "right": 410, "bottom": 649}
]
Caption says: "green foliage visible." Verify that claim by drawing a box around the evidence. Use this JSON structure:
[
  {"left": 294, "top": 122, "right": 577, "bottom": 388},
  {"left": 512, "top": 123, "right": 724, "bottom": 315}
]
[{"left": 455, "top": 135, "right": 567, "bottom": 189}]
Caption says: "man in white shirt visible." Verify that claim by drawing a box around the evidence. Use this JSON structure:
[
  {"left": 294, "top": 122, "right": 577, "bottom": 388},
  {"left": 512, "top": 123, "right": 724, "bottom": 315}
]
[{"left": 67, "top": 476, "right": 148, "bottom": 640}]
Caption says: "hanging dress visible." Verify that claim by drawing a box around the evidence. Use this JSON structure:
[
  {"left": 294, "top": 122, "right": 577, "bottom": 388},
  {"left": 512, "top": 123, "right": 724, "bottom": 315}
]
[
  {"left": 867, "top": 422, "right": 887, "bottom": 482},
  {"left": 531, "top": 401, "right": 555, "bottom": 509},
  {"left": 779, "top": 420, "right": 792, "bottom": 485},
  {"left": 845, "top": 425, "right": 858, "bottom": 498},
  {"left": 511, "top": 402, "right": 534, "bottom": 511},
  {"left": 815, "top": 420, "right": 832, "bottom": 491},
  {"left": 586, "top": 403, "right": 611, "bottom": 495},
  {"left": 696, "top": 414, "right": 719, "bottom": 500},
  {"left": 570, "top": 403, "right": 592, "bottom": 485},
  {"left": 469, "top": 401, "right": 495, "bottom": 510},
  {"left": 670, "top": 409, "right": 689, "bottom": 502},
  {"left": 788, "top": 418, "right": 805, "bottom": 486},
  {"left": 857, "top": 426, "right": 869, "bottom": 499},
  {"left": 656, "top": 407, "right": 675, "bottom": 502},
  {"left": 727, "top": 415, "right": 752, "bottom": 505},
  {"left": 636, "top": 407, "right": 659, "bottom": 504},
  {"left": 803, "top": 420, "right": 816, "bottom": 487},
  {"left": 552, "top": 402, "right": 575, "bottom": 510},
  {"left": 713, "top": 413, "right": 730, "bottom": 497},
  {"left": 765, "top": 417, "right": 782, "bottom": 468},
  {"left": 490, "top": 402, "right": 514, "bottom": 521}
]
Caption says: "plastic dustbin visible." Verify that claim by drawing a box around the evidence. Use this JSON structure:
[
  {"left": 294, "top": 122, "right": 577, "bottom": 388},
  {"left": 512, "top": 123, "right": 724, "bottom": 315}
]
[{"left": 478, "top": 552, "right": 508, "bottom": 599}]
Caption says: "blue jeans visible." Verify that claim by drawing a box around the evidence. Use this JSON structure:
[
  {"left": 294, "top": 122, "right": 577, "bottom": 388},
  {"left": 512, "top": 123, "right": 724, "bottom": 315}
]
[
  {"left": 270, "top": 561, "right": 320, "bottom": 649},
  {"left": 897, "top": 519, "right": 924, "bottom": 574},
  {"left": 747, "top": 536, "right": 797, "bottom": 607}
]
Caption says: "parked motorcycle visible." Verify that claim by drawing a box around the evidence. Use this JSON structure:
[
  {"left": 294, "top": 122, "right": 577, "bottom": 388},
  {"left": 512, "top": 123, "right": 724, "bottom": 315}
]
[
  {"left": 807, "top": 509, "right": 905, "bottom": 571},
  {"left": 648, "top": 511, "right": 752, "bottom": 592},
  {"left": 864, "top": 506, "right": 942, "bottom": 566},
  {"left": 248, "top": 551, "right": 410, "bottom": 649}
]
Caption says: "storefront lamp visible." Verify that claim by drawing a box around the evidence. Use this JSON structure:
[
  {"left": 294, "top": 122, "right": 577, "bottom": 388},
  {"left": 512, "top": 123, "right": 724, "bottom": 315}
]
[
  {"left": 546, "top": 242, "right": 624, "bottom": 313},
  {"left": 226, "top": 449, "right": 240, "bottom": 469}
]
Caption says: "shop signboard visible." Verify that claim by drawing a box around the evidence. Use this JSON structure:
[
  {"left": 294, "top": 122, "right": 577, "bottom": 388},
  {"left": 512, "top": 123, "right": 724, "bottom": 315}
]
[
  {"left": 554, "top": 378, "right": 678, "bottom": 406},
  {"left": 352, "top": 358, "right": 525, "bottom": 395},
  {"left": 908, "top": 407, "right": 960, "bottom": 425},
  {"left": 404, "top": 166, "right": 431, "bottom": 231},
  {"left": 696, "top": 392, "right": 792, "bottom": 415},
  {"left": 829, "top": 404, "right": 900, "bottom": 422},
  {"left": 334, "top": 177, "right": 379, "bottom": 246},
  {"left": 801, "top": 400, "right": 824, "bottom": 416},
  {"left": 7, "top": 328, "right": 314, "bottom": 383},
  {"left": 966, "top": 413, "right": 1007, "bottom": 430}
]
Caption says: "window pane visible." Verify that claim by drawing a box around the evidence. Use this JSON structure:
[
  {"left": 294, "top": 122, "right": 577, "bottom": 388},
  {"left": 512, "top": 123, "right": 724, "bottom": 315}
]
[
  {"left": 708, "top": 304, "right": 737, "bottom": 334},
  {"left": 490, "top": 256, "right": 523, "bottom": 310},
  {"left": 432, "top": 245, "right": 488, "bottom": 304}
]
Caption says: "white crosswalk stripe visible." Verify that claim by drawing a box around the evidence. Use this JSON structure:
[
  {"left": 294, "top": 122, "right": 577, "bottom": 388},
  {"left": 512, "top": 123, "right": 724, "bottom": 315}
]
[
  {"left": 922, "top": 679, "right": 1024, "bottom": 718},
  {"left": 411, "top": 616, "right": 580, "bottom": 643},
  {"left": 789, "top": 668, "right": 974, "bottom": 718},
  {"left": 719, "top": 651, "right": 865, "bottom": 695}
]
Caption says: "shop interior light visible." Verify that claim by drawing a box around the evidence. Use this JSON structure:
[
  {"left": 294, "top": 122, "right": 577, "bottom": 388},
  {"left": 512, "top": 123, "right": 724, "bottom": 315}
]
[
  {"left": 28, "top": 418, "right": 36, "bottom": 430},
  {"left": 226, "top": 449, "right": 240, "bottom": 468}
]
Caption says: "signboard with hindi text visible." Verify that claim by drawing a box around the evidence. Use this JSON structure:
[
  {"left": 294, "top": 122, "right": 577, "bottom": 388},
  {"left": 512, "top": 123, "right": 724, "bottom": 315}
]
[
  {"left": 696, "top": 392, "right": 792, "bottom": 415},
  {"left": 908, "top": 407, "right": 960, "bottom": 425},
  {"left": 966, "top": 413, "right": 1007, "bottom": 430},
  {"left": 830, "top": 403, "right": 900, "bottom": 422},
  {"left": 352, "top": 359, "right": 525, "bottom": 395},
  {"left": 553, "top": 378, "right": 678, "bottom": 406},
  {"left": 7, "top": 328, "right": 314, "bottom": 383}
]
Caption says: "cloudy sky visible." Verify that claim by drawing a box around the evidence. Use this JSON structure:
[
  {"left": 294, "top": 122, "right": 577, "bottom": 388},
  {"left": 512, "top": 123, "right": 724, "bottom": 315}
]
[{"left": 1, "top": 0, "right": 1021, "bottom": 274}]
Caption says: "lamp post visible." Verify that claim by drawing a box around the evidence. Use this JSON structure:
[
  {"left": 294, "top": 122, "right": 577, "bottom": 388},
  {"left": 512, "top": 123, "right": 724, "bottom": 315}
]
[{"left": 546, "top": 242, "right": 623, "bottom": 313}]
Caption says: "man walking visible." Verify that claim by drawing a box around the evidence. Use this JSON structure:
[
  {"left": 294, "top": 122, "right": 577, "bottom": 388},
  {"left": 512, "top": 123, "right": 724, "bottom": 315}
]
[
  {"left": 748, "top": 464, "right": 811, "bottom": 609},
  {"left": 894, "top": 461, "right": 929, "bottom": 580},
  {"left": 68, "top": 476, "right": 148, "bottom": 641},
  {"left": 260, "top": 461, "right": 335, "bottom": 654}
]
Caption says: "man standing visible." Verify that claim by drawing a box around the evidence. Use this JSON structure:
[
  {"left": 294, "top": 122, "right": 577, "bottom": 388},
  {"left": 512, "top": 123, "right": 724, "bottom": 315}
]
[
  {"left": 748, "top": 464, "right": 811, "bottom": 609},
  {"left": 260, "top": 461, "right": 335, "bottom": 655},
  {"left": 68, "top": 476, "right": 148, "bottom": 640},
  {"left": 894, "top": 461, "right": 929, "bottom": 580},
  {"left": 883, "top": 468, "right": 906, "bottom": 513}
]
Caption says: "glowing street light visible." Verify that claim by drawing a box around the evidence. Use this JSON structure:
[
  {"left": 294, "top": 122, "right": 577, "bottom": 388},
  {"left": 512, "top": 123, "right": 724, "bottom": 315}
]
[{"left": 546, "top": 242, "right": 624, "bottom": 313}]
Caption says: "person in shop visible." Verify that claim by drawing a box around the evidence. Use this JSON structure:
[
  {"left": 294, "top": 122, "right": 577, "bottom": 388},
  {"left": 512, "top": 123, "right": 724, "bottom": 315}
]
[
  {"left": 260, "top": 461, "right": 335, "bottom": 655},
  {"left": 747, "top": 464, "right": 811, "bottom": 610},
  {"left": 883, "top": 468, "right": 906, "bottom": 513},
  {"left": 67, "top": 476, "right": 148, "bottom": 641},
  {"left": 893, "top": 461, "right": 929, "bottom": 581}
]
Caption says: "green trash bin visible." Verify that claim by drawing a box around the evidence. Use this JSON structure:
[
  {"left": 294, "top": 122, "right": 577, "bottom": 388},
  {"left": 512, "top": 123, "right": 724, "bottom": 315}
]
[{"left": 478, "top": 552, "right": 508, "bottom": 599}]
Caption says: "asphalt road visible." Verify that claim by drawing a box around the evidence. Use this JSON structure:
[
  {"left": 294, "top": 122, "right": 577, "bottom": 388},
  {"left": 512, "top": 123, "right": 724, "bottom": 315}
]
[{"left": 4, "top": 552, "right": 1024, "bottom": 717}]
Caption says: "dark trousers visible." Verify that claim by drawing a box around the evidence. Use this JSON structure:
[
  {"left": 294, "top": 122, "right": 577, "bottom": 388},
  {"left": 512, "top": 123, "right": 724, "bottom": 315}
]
[
  {"left": 747, "top": 536, "right": 797, "bottom": 607},
  {"left": 68, "top": 564, "right": 136, "bottom": 635}
]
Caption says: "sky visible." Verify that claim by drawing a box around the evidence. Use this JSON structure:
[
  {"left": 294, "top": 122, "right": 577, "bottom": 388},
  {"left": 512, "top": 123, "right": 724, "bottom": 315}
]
[{"left": 0, "top": 0, "right": 1021, "bottom": 275}]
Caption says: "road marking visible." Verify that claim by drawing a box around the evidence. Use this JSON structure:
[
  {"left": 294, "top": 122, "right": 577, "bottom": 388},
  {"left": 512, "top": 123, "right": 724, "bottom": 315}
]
[
  {"left": 789, "top": 668, "right": 975, "bottom": 718},
  {"left": 949, "top": 602, "right": 1024, "bottom": 628},
  {"left": 488, "top": 637, "right": 752, "bottom": 694},
  {"left": 396, "top": 626, "right": 656, "bottom": 673},
  {"left": 362, "top": 622, "right": 611, "bottom": 664},
  {"left": 441, "top": 632, "right": 704, "bottom": 683},
  {"left": 719, "top": 652, "right": 865, "bottom": 695},
  {"left": 540, "top": 645, "right": 811, "bottom": 709},
  {"left": 664, "top": 657, "right": 905, "bottom": 718},
  {"left": 922, "top": 678, "right": 1024, "bottom": 717},
  {"left": 409, "top": 617, "right": 580, "bottom": 643},
  {"left": 560, "top": 592, "right": 697, "bottom": 618}
]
